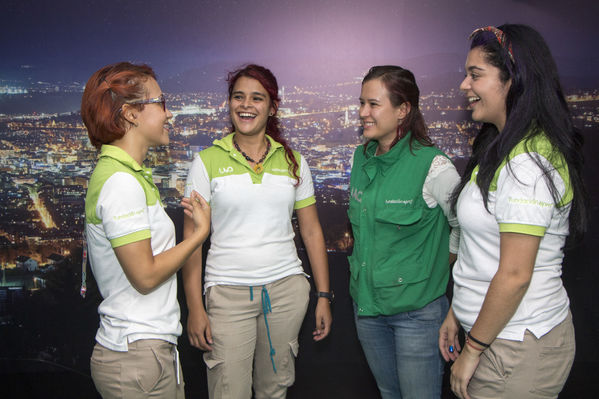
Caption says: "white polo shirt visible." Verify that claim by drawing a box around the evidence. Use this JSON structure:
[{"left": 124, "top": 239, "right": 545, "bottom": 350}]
[
  {"left": 452, "top": 134, "right": 572, "bottom": 341},
  {"left": 85, "top": 145, "right": 181, "bottom": 352},
  {"left": 185, "top": 134, "right": 315, "bottom": 289}
]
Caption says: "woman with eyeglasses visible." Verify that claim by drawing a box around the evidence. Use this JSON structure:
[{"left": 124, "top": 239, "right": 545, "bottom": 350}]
[
  {"left": 438, "top": 25, "right": 587, "bottom": 399},
  {"left": 183, "top": 64, "right": 332, "bottom": 399},
  {"left": 81, "top": 61, "right": 210, "bottom": 399}
]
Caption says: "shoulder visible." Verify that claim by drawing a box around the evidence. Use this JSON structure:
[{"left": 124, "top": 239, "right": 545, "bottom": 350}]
[{"left": 88, "top": 159, "right": 140, "bottom": 196}]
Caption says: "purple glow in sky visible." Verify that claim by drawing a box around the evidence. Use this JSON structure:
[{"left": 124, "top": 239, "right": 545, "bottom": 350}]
[{"left": 1, "top": 0, "right": 598, "bottom": 87}]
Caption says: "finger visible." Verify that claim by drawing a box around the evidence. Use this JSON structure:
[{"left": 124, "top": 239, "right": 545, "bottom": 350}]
[
  {"left": 192, "top": 190, "right": 208, "bottom": 207},
  {"left": 205, "top": 322, "right": 213, "bottom": 345},
  {"left": 454, "top": 335, "right": 462, "bottom": 352},
  {"left": 188, "top": 332, "right": 200, "bottom": 349},
  {"left": 460, "top": 381, "right": 470, "bottom": 399}
]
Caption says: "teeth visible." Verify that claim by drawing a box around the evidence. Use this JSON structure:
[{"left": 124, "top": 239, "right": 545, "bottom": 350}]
[
  {"left": 468, "top": 96, "right": 480, "bottom": 103},
  {"left": 239, "top": 112, "right": 256, "bottom": 118},
  {"left": 363, "top": 121, "right": 375, "bottom": 127}
]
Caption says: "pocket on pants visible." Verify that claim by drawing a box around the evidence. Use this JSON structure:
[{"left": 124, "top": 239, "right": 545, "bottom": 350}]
[
  {"left": 204, "top": 351, "right": 228, "bottom": 397},
  {"left": 136, "top": 347, "right": 165, "bottom": 393},
  {"left": 530, "top": 346, "right": 574, "bottom": 396},
  {"left": 280, "top": 338, "right": 300, "bottom": 386}
]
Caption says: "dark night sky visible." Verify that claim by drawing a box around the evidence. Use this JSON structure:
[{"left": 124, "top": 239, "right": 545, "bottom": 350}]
[{"left": 1, "top": 0, "right": 598, "bottom": 87}]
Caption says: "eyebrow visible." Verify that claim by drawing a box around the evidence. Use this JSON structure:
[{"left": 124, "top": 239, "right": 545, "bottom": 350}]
[
  {"left": 466, "top": 66, "right": 485, "bottom": 72},
  {"left": 359, "top": 97, "right": 381, "bottom": 103},
  {"left": 232, "top": 90, "right": 267, "bottom": 98}
]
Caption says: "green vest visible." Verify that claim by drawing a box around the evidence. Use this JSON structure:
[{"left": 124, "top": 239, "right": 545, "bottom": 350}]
[{"left": 348, "top": 134, "right": 450, "bottom": 316}]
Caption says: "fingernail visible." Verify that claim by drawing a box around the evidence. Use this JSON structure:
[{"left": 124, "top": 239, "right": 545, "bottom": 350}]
[{"left": 449, "top": 345, "right": 454, "bottom": 353}]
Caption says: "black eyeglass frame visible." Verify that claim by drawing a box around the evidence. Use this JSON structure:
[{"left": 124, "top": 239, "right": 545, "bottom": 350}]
[{"left": 124, "top": 94, "right": 166, "bottom": 111}]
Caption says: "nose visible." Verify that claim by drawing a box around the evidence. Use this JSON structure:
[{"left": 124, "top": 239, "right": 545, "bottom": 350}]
[
  {"left": 459, "top": 76, "right": 470, "bottom": 92},
  {"left": 359, "top": 104, "right": 369, "bottom": 119},
  {"left": 166, "top": 108, "right": 173, "bottom": 119}
]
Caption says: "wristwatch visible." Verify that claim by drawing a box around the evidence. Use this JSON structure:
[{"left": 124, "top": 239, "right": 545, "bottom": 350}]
[{"left": 317, "top": 291, "right": 334, "bottom": 303}]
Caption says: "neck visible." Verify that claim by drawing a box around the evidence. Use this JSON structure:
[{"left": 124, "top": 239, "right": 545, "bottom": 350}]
[
  {"left": 376, "top": 141, "right": 392, "bottom": 156},
  {"left": 233, "top": 133, "right": 268, "bottom": 157},
  {"left": 111, "top": 134, "right": 147, "bottom": 166}
]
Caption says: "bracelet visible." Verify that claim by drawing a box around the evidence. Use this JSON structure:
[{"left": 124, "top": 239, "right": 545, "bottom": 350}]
[
  {"left": 467, "top": 331, "right": 490, "bottom": 348},
  {"left": 465, "top": 339, "right": 485, "bottom": 352}
]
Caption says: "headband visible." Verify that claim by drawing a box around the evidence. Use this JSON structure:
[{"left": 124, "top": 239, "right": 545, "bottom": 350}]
[{"left": 470, "top": 26, "right": 515, "bottom": 64}]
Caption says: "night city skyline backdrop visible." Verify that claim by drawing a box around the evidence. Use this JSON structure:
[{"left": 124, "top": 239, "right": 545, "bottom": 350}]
[
  {"left": 1, "top": 1, "right": 598, "bottom": 397},
  {"left": 2, "top": 0, "right": 599, "bottom": 95}
]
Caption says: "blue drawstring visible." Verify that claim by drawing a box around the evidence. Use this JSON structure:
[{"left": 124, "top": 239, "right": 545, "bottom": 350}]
[
  {"left": 261, "top": 286, "right": 277, "bottom": 373},
  {"left": 249, "top": 285, "right": 277, "bottom": 373}
]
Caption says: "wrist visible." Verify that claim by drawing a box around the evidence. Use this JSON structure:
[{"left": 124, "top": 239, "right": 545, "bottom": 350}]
[
  {"left": 316, "top": 290, "right": 334, "bottom": 303},
  {"left": 464, "top": 338, "right": 485, "bottom": 356}
]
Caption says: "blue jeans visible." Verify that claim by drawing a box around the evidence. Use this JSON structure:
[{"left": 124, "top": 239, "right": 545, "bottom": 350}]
[{"left": 354, "top": 295, "right": 449, "bottom": 399}]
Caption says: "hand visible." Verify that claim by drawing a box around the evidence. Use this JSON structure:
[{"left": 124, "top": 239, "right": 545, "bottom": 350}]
[
  {"left": 181, "top": 191, "right": 210, "bottom": 239},
  {"left": 439, "top": 307, "right": 461, "bottom": 362},
  {"left": 450, "top": 344, "right": 481, "bottom": 399},
  {"left": 312, "top": 298, "right": 332, "bottom": 341},
  {"left": 187, "top": 307, "right": 213, "bottom": 351}
]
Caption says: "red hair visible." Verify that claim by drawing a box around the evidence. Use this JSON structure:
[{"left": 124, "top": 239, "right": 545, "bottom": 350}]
[
  {"left": 81, "top": 62, "right": 156, "bottom": 149},
  {"left": 227, "top": 64, "right": 300, "bottom": 183}
]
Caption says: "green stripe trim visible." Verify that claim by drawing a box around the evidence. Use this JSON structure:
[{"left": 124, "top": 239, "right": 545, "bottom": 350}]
[
  {"left": 294, "top": 196, "right": 316, "bottom": 210},
  {"left": 499, "top": 223, "right": 546, "bottom": 236},
  {"left": 110, "top": 229, "right": 151, "bottom": 248}
]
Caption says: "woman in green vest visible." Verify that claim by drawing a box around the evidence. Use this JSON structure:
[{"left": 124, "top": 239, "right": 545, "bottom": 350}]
[{"left": 348, "top": 65, "right": 460, "bottom": 398}]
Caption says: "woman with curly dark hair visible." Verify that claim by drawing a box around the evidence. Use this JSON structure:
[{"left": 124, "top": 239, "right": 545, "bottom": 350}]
[{"left": 183, "top": 64, "right": 332, "bottom": 399}]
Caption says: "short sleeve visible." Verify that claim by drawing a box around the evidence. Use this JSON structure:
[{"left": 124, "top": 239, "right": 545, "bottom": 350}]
[
  {"left": 423, "top": 155, "right": 461, "bottom": 253},
  {"left": 97, "top": 172, "right": 151, "bottom": 248},
  {"left": 185, "top": 154, "right": 211, "bottom": 203},
  {"left": 495, "top": 153, "right": 562, "bottom": 236},
  {"left": 294, "top": 155, "right": 316, "bottom": 210}
]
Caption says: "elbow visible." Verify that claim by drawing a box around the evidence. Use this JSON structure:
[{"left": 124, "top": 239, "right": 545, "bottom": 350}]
[
  {"left": 497, "top": 269, "right": 533, "bottom": 293},
  {"left": 130, "top": 277, "right": 160, "bottom": 295}
]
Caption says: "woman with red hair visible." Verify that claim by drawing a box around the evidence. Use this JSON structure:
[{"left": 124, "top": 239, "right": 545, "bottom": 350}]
[
  {"left": 82, "top": 62, "right": 210, "bottom": 398},
  {"left": 183, "top": 64, "right": 332, "bottom": 399}
]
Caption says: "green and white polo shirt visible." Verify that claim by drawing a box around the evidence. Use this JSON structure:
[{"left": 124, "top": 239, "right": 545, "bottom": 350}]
[
  {"left": 185, "top": 133, "right": 315, "bottom": 289},
  {"left": 453, "top": 133, "right": 572, "bottom": 341},
  {"left": 85, "top": 145, "right": 181, "bottom": 352}
]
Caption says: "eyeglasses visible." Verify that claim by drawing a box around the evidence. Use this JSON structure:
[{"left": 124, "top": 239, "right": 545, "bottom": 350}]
[{"left": 124, "top": 94, "right": 166, "bottom": 111}]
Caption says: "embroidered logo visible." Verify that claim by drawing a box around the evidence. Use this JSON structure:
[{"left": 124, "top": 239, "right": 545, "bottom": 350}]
[
  {"left": 385, "top": 199, "right": 413, "bottom": 204},
  {"left": 218, "top": 166, "right": 234, "bottom": 174}
]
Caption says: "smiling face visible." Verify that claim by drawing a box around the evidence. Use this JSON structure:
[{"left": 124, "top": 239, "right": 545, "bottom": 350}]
[
  {"left": 359, "top": 78, "right": 408, "bottom": 152},
  {"left": 229, "top": 76, "right": 274, "bottom": 138},
  {"left": 460, "top": 47, "right": 511, "bottom": 131},
  {"left": 134, "top": 77, "right": 173, "bottom": 147}
]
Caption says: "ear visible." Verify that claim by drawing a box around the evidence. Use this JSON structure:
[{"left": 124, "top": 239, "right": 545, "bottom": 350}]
[
  {"left": 395, "top": 102, "right": 410, "bottom": 122},
  {"left": 270, "top": 100, "right": 279, "bottom": 116},
  {"left": 121, "top": 104, "right": 139, "bottom": 127}
]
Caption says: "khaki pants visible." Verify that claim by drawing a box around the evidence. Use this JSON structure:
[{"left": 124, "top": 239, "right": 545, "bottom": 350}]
[
  {"left": 90, "top": 339, "right": 185, "bottom": 399},
  {"left": 468, "top": 311, "right": 575, "bottom": 399},
  {"left": 203, "top": 274, "right": 310, "bottom": 399}
]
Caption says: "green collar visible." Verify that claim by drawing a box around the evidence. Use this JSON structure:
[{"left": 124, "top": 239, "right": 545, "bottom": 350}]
[
  {"left": 213, "top": 133, "right": 283, "bottom": 153},
  {"left": 99, "top": 145, "right": 152, "bottom": 175},
  {"left": 364, "top": 131, "right": 413, "bottom": 162}
]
